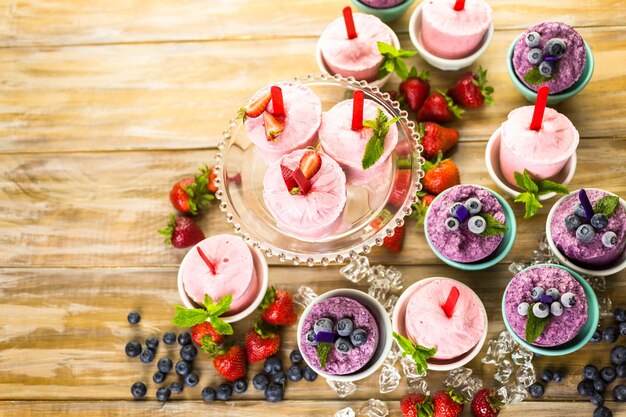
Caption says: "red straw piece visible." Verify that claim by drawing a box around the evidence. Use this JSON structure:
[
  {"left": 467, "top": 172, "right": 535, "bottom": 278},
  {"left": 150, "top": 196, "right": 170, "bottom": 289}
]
[
  {"left": 196, "top": 246, "right": 216, "bottom": 275},
  {"left": 442, "top": 286, "right": 460, "bottom": 318},
  {"left": 270, "top": 86, "right": 285, "bottom": 117},
  {"left": 343, "top": 7, "right": 357, "bottom": 40},
  {"left": 453, "top": 0, "right": 466, "bottom": 11},
  {"left": 352, "top": 90, "right": 364, "bottom": 131},
  {"left": 530, "top": 85, "right": 549, "bottom": 131}
]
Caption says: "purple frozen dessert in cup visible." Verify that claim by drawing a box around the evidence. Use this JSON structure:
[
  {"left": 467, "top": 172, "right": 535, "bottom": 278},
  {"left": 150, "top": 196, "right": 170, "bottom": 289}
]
[{"left": 360, "top": 0, "right": 405, "bottom": 7}]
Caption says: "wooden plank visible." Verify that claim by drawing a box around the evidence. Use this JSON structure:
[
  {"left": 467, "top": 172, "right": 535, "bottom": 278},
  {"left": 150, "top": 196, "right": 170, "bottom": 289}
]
[
  {"left": 0, "top": 265, "right": 624, "bottom": 402},
  {"left": 1, "top": 138, "right": 625, "bottom": 268},
  {"left": 2, "top": 28, "right": 625, "bottom": 153},
  {"left": 2, "top": 0, "right": 626, "bottom": 47}
]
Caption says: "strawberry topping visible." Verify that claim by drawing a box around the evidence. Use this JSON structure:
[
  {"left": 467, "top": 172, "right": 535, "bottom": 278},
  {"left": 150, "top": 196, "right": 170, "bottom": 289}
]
[
  {"left": 244, "top": 92, "right": 271, "bottom": 119},
  {"left": 263, "top": 111, "right": 284, "bottom": 142},
  {"left": 280, "top": 165, "right": 299, "bottom": 194},
  {"left": 299, "top": 151, "right": 322, "bottom": 180}
]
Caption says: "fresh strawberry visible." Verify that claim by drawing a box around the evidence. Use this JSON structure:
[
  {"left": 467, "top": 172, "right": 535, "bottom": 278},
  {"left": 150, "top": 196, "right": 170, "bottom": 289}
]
[
  {"left": 420, "top": 122, "right": 460, "bottom": 160},
  {"left": 169, "top": 177, "right": 195, "bottom": 214},
  {"left": 263, "top": 111, "right": 284, "bottom": 142},
  {"left": 383, "top": 225, "right": 406, "bottom": 253},
  {"left": 259, "top": 287, "right": 297, "bottom": 326},
  {"left": 433, "top": 389, "right": 465, "bottom": 417},
  {"left": 388, "top": 169, "right": 412, "bottom": 208},
  {"left": 471, "top": 389, "right": 505, "bottom": 417},
  {"left": 422, "top": 193, "right": 435, "bottom": 206},
  {"left": 206, "top": 166, "right": 218, "bottom": 194},
  {"left": 400, "top": 392, "right": 434, "bottom": 417},
  {"left": 299, "top": 150, "right": 322, "bottom": 180},
  {"left": 158, "top": 214, "right": 205, "bottom": 249},
  {"left": 169, "top": 166, "right": 215, "bottom": 215},
  {"left": 240, "top": 92, "right": 271, "bottom": 120},
  {"left": 244, "top": 320, "right": 281, "bottom": 363},
  {"left": 386, "top": 90, "right": 400, "bottom": 102},
  {"left": 417, "top": 91, "right": 464, "bottom": 124},
  {"left": 423, "top": 152, "right": 461, "bottom": 195},
  {"left": 212, "top": 344, "right": 248, "bottom": 382},
  {"left": 400, "top": 67, "right": 430, "bottom": 112},
  {"left": 281, "top": 165, "right": 299, "bottom": 194},
  {"left": 413, "top": 192, "right": 436, "bottom": 226},
  {"left": 447, "top": 66, "right": 494, "bottom": 109},
  {"left": 191, "top": 322, "right": 224, "bottom": 349}
]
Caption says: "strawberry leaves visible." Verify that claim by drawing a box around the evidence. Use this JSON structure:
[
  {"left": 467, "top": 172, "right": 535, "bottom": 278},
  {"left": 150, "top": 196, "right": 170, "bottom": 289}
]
[
  {"left": 513, "top": 169, "right": 569, "bottom": 219},
  {"left": 393, "top": 332, "right": 437, "bottom": 375},
  {"left": 473, "top": 66, "right": 495, "bottom": 105},
  {"left": 525, "top": 303, "right": 550, "bottom": 344},
  {"left": 436, "top": 89, "right": 464, "bottom": 119},
  {"left": 377, "top": 42, "right": 418, "bottom": 80},
  {"left": 479, "top": 213, "right": 509, "bottom": 237},
  {"left": 594, "top": 195, "right": 620, "bottom": 218},
  {"left": 361, "top": 109, "right": 401, "bottom": 169},
  {"left": 172, "top": 294, "right": 233, "bottom": 336}
]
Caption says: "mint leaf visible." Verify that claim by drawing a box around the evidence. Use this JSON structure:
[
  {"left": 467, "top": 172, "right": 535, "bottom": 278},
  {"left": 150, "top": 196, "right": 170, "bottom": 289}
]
[
  {"left": 515, "top": 191, "right": 543, "bottom": 219},
  {"left": 392, "top": 332, "right": 436, "bottom": 375},
  {"left": 594, "top": 195, "right": 620, "bottom": 218},
  {"left": 523, "top": 66, "right": 555, "bottom": 86},
  {"left": 525, "top": 303, "right": 550, "bottom": 344},
  {"left": 172, "top": 305, "right": 209, "bottom": 327},
  {"left": 395, "top": 58, "right": 409, "bottom": 80},
  {"left": 211, "top": 294, "right": 233, "bottom": 318},
  {"left": 317, "top": 342, "right": 332, "bottom": 369},
  {"left": 377, "top": 42, "right": 418, "bottom": 80},
  {"left": 361, "top": 109, "right": 399, "bottom": 169},
  {"left": 514, "top": 169, "right": 539, "bottom": 194},
  {"left": 377, "top": 41, "right": 398, "bottom": 56},
  {"left": 512, "top": 170, "right": 568, "bottom": 218},
  {"left": 537, "top": 179, "right": 569, "bottom": 195},
  {"left": 210, "top": 316, "right": 233, "bottom": 336},
  {"left": 479, "top": 213, "right": 509, "bottom": 237}
]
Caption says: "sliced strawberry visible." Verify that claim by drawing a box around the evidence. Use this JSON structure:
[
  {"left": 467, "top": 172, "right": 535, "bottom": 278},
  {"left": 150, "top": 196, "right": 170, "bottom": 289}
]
[
  {"left": 292, "top": 168, "right": 311, "bottom": 195},
  {"left": 299, "top": 150, "right": 322, "bottom": 180},
  {"left": 280, "top": 165, "right": 299, "bottom": 194},
  {"left": 244, "top": 92, "right": 271, "bottom": 119},
  {"left": 263, "top": 111, "right": 284, "bottom": 142}
]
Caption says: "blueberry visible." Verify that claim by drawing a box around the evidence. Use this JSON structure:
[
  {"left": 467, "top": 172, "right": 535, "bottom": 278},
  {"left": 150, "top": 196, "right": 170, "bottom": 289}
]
[
  {"left": 177, "top": 332, "right": 191, "bottom": 346},
  {"left": 591, "top": 214, "right": 609, "bottom": 230},
  {"left": 615, "top": 308, "right": 626, "bottom": 323},
  {"left": 156, "top": 387, "right": 171, "bottom": 402},
  {"left": 449, "top": 202, "right": 463, "bottom": 218},
  {"left": 576, "top": 224, "right": 596, "bottom": 243},
  {"left": 525, "top": 31, "right": 541, "bottom": 47},
  {"left": 528, "top": 382, "right": 545, "bottom": 398},
  {"left": 335, "top": 337, "right": 353, "bottom": 354},
  {"left": 601, "top": 367, "right": 617, "bottom": 383},
  {"left": 594, "top": 378, "right": 607, "bottom": 393},
  {"left": 125, "top": 341, "right": 142, "bottom": 358},
  {"left": 564, "top": 214, "right": 583, "bottom": 231},
  {"left": 545, "top": 288, "right": 560, "bottom": 301},
  {"left": 273, "top": 370, "right": 287, "bottom": 385},
  {"left": 561, "top": 292, "right": 577, "bottom": 308},
  {"left": 468, "top": 216, "right": 486, "bottom": 234},
  {"left": 445, "top": 217, "right": 460, "bottom": 231},
  {"left": 518, "top": 302, "right": 530, "bottom": 316},
  {"left": 314, "top": 318, "right": 333, "bottom": 334},
  {"left": 465, "top": 198, "right": 483, "bottom": 214},
  {"left": 550, "top": 302, "right": 564, "bottom": 317},
  {"left": 131, "top": 382, "right": 147, "bottom": 399},
  {"left": 531, "top": 287, "right": 545, "bottom": 301},
  {"left": 305, "top": 329, "right": 318, "bottom": 346},
  {"left": 201, "top": 386, "right": 216, "bottom": 402},
  {"left": 157, "top": 357, "right": 173, "bottom": 373},
  {"left": 611, "top": 346, "right": 626, "bottom": 365},
  {"left": 175, "top": 360, "right": 192, "bottom": 377},
  {"left": 603, "top": 327, "right": 618, "bottom": 344},
  {"left": 602, "top": 232, "right": 618, "bottom": 248},
  {"left": 139, "top": 348, "right": 155, "bottom": 364},
  {"left": 350, "top": 329, "right": 368, "bottom": 347},
  {"left": 264, "top": 384, "right": 284, "bottom": 402},
  {"left": 532, "top": 303, "right": 549, "bottom": 318},
  {"left": 539, "top": 61, "right": 554, "bottom": 78},
  {"left": 613, "top": 384, "right": 626, "bottom": 402},
  {"left": 541, "top": 369, "right": 554, "bottom": 383},
  {"left": 169, "top": 381, "right": 184, "bottom": 394},
  {"left": 216, "top": 383, "right": 232, "bottom": 401},
  {"left": 146, "top": 337, "right": 159, "bottom": 350},
  {"left": 545, "top": 38, "right": 567, "bottom": 58},
  {"left": 288, "top": 365, "right": 303, "bottom": 382},
  {"left": 584, "top": 365, "right": 600, "bottom": 381},
  {"left": 620, "top": 322, "right": 626, "bottom": 336},
  {"left": 553, "top": 370, "right": 565, "bottom": 383},
  {"left": 303, "top": 365, "right": 317, "bottom": 382},
  {"left": 575, "top": 203, "right": 586, "bottom": 218},
  {"left": 153, "top": 371, "right": 166, "bottom": 384},
  {"left": 617, "top": 365, "right": 626, "bottom": 378},
  {"left": 185, "top": 372, "right": 199, "bottom": 387},
  {"left": 290, "top": 350, "right": 303, "bottom": 364},
  {"left": 527, "top": 48, "right": 544, "bottom": 65},
  {"left": 233, "top": 379, "right": 247, "bottom": 394},
  {"left": 591, "top": 330, "right": 602, "bottom": 343},
  {"left": 180, "top": 344, "right": 198, "bottom": 361},
  {"left": 253, "top": 373, "right": 270, "bottom": 391},
  {"left": 264, "top": 356, "right": 282, "bottom": 375},
  {"left": 163, "top": 331, "right": 176, "bottom": 345},
  {"left": 593, "top": 406, "right": 613, "bottom": 417},
  {"left": 578, "top": 379, "right": 594, "bottom": 397},
  {"left": 336, "top": 318, "right": 354, "bottom": 337},
  {"left": 127, "top": 311, "right": 141, "bottom": 324},
  {"left": 590, "top": 391, "right": 604, "bottom": 407}
]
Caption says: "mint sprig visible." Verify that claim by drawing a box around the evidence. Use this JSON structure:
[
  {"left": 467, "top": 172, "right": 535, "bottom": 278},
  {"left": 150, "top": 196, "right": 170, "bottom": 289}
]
[
  {"left": 316, "top": 342, "right": 332, "bottom": 369},
  {"left": 361, "top": 108, "right": 401, "bottom": 169},
  {"left": 393, "top": 332, "right": 437, "bottom": 375},
  {"left": 513, "top": 169, "right": 569, "bottom": 219},
  {"left": 377, "top": 42, "right": 418, "bottom": 80},
  {"left": 594, "top": 195, "right": 620, "bottom": 218},
  {"left": 479, "top": 213, "right": 509, "bottom": 237},
  {"left": 172, "top": 294, "right": 233, "bottom": 336},
  {"left": 525, "top": 303, "right": 550, "bottom": 344},
  {"left": 524, "top": 66, "right": 556, "bottom": 86}
]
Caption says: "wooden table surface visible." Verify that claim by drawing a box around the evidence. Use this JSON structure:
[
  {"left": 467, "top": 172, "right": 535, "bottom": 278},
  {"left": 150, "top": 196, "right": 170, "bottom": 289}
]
[{"left": 2, "top": 1, "right": 626, "bottom": 416}]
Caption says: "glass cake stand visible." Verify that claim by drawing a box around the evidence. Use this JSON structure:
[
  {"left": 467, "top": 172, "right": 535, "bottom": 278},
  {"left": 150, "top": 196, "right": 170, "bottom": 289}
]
[{"left": 213, "top": 74, "right": 424, "bottom": 266}]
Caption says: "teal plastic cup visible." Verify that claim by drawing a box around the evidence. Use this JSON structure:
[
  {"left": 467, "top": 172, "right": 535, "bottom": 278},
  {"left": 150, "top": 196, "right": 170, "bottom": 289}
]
[
  {"left": 350, "top": 0, "right": 415, "bottom": 23},
  {"left": 501, "top": 263, "right": 600, "bottom": 356},
  {"left": 506, "top": 35, "right": 594, "bottom": 105}
]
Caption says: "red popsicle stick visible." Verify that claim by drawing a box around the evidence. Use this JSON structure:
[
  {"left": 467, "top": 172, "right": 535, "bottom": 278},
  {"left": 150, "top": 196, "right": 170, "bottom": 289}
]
[
  {"left": 442, "top": 286, "right": 460, "bottom": 318},
  {"left": 530, "top": 86, "right": 549, "bottom": 131},
  {"left": 453, "top": 0, "right": 466, "bottom": 11},
  {"left": 352, "top": 90, "right": 364, "bottom": 131},
  {"left": 196, "top": 246, "right": 216, "bottom": 275},
  {"left": 343, "top": 7, "right": 357, "bottom": 39},
  {"left": 271, "top": 86, "right": 285, "bottom": 117}
]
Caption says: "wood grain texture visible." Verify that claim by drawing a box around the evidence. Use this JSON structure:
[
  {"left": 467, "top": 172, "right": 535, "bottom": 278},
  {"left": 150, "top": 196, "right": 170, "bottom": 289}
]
[
  {"left": 1, "top": 138, "right": 625, "bottom": 268},
  {"left": 2, "top": 0, "right": 626, "bottom": 47},
  {"left": 2, "top": 28, "right": 626, "bottom": 153}
]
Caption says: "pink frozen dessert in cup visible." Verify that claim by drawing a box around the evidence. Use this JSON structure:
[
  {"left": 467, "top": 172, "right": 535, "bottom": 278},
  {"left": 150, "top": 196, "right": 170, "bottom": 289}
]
[
  {"left": 263, "top": 148, "right": 347, "bottom": 241},
  {"left": 420, "top": 0, "right": 492, "bottom": 59},
  {"left": 243, "top": 82, "right": 322, "bottom": 165}
]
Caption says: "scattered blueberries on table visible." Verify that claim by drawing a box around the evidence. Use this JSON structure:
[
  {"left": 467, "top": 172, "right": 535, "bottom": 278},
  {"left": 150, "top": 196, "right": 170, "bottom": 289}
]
[
  {"left": 593, "top": 406, "right": 613, "bottom": 417},
  {"left": 541, "top": 369, "right": 554, "bottom": 383},
  {"left": 177, "top": 332, "right": 192, "bottom": 346},
  {"left": 589, "top": 390, "right": 604, "bottom": 407},
  {"left": 169, "top": 381, "right": 184, "bottom": 394},
  {"left": 615, "top": 308, "right": 626, "bottom": 323},
  {"left": 263, "top": 356, "right": 282, "bottom": 375},
  {"left": 233, "top": 379, "right": 248, "bottom": 394},
  {"left": 163, "top": 331, "right": 177, "bottom": 345},
  {"left": 125, "top": 341, "right": 142, "bottom": 358},
  {"left": 273, "top": 370, "right": 287, "bottom": 385},
  {"left": 289, "top": 349, "right": 303, "bottom": 364},
  {"left": 528, "top": 382, "right": 545, "bottom": 398},
  {"left": 156, "top": 387, "right": 171, "bottom": 402},
  {"left": 578, "top": 379, "right": 594, "bottom": 397},
  {"left": 157, "top": 357, "right": 173, "bottom": 374},
  {"left": 553, "top": 370, "right": 565, "bottom": 383},
  {"left": 584, "top": 365, "right": 600, "bottom": 381},
  {"left": 303, "top": 365, "right": 318, "bottom": 382},
  {"left": 611, "top": 346, "right": 626, "bottom": 366},
  {"left": 139, "top": 348, "right": 155, "bottom": 364},
  {"left": 253, "top": 374, "right": 270, "bottom": 391},
  {"left": 145, "top": 337, "right": 159, "bottom": 350},
  {"left": 180, "top": 344, "right": 198, "bottom": 362},
  {"left": 603, "top": 327, "right": 618, "bottom": 344},
  {"left": 152, "top": 371, "right": 166, "bottom": 384},
  {"left": 201, "top": 386, "right": 216, "bottom": 402},
  {"left": 287, "top": 365, "right": 303, "bottom": 382},
  {"left": 127, "top": 311, "right": 141, "bottom": 325},
  {"left": 619, "top": 322, "right": 626, "bottom": 337},
  {"left": 175, "top": 360, "right": 192, "bottom": 377},
  {"left": 591, "top": 330, "right": 602, "bottom": 343},
  {"left": 613, "top": 384, "right": 626, "bottom": 402},
  {"left": 593, "top": 378, "right": 607, "bottom": 394},
  {"left": 617, "top": 365, "right": 626, "bottom": 378},
  {"left": 600, "top": 367, "right": 617, "bottom": 383},
  {"left": 130, "top": 382, "right": 147, "bottom": 399},
  {"left": 185, "top": 373, "right": 199, "bottom": 387},
  {"left": 216, "top": 383, "right": 233, "bottom": 401},
  {"left": 264, "top": 384, "right": 284, "bottom": 402}
]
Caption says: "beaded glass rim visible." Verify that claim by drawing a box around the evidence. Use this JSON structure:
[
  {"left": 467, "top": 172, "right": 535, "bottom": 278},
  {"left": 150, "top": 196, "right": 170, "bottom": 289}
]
[{"left": 212, "top": 74, "right": 424, "bottom": 266}]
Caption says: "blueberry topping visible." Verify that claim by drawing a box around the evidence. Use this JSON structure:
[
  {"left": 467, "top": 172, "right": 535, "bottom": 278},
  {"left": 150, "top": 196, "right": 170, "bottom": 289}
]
[
  {"left": 528, "top": 382, "right": 545, "bottom": 398},
  {"left": 233, "top": 379, "right": 247, "bottom": 394},
  {"left": 465, "top": 198, "right": 482, "bottom": 215},
  {"left": 584, "top": 364, "right": 600, "bottom": 380},
  {"left": 550, "top": 302, "right": 564, "bottom": 317},
  {"left": 539, "top": 61, "right": 554, "bottom": 77},
  {"left": 601, "top": 367, "right": 617, "bottom": 383},
  {"left": 185, "top": 372, "right": 199, "bottom": 387},
  {"left": 564, "top": 214, "right": 583, "bottom": 232},
  {"left": 177, "top": 332, "right": 191, "bottom": 346},
  {"left": 449, "top": 202, "right": 463, "bottom": 218},
  {"left": 545, "top": 288, "right": 560, "bottom": 301},
  {"left": 125, "top": 341, "right": 142, "bottom": 358},
  {"left": 157, "top": 357, "right": 172, "bottom": 373},
  {"left": 350, "top": 329, "right": 368, "bottom": 347},
  {"left": 314, "top": 318, "right": 333, "bottom": 334},
  {"left": 305, "top": 329, "right": 318, "bottom": 346},
  {"left": 525, "top": 31, "right": 541, "bottom": 47},
  {"left": 253, "top": 373, "right": 270, "bottom": 390},
  {"left": 553, "top": 370, "right": 565, "bottom": 383},
  {"left": 180, "top": 344, "right": 198, "bottom": 361},
  {"left": 546, "top": 38, "right": 567, "bottom": 58},
  {"left": 302, "top": 365, "right": 318, "bottom": 382},
  {"left": 127, "top": 311, "right": 141, "bottom": 325},
  {"left": 614, "top": 384, "right": 626, "bottom": 402},
  {"left": 290, "top": 349, "right": 303, "bottom": 364},
  {"left": 169, "top": 381, "right": 183, "bottom": 394},
  {"left": 574, "top": 203, "right": 586, "bottom": 218},
  {"left": 335, "top": 337, "right": 353, "bottom": 354},
  {"left": 445, "top": 217, "right": 460, "bottom": 231},
  {"left": 216, "top": 383, "right": 233, "bottom": 401},
  {"left": 146, "top": 337, "right": 159, "bottom": 350},
  {"left": 273, "top": 370, "right": 287, "bottom": 385},
  {"left": 263, "top": 356, "right": 283, "bottom": 375},
  {"left": 593, "top": 406, "right": 612, "bottom": 417},
  {"left": 152, "top": 371, "right": 165, "bottom": 384},
  {"left": 139, "top": 348, "right": 155, "bottom": 364},
  {"left": 561, "top": 292, "right": 577, "bottom": 308},
  {"left": 532, "top": 302, "right": 549, "bottom": 318},
  {"left": 264, "top": 384, "right": 284, "bottom": 402},
  {"left": 603, "top": 327, "right": 618, "bottom": 344},
  {"left": 591, "top": 330, "right": 602, "bottom": 343},
  {"left": 131, "top": 382, "right": 147, "bottom": 399},
  {"left": 175, "top": 360, "right": 192, "bottom": 377},
  {"left": 518, "top": 302, "right": 530, "bottom": 316},
  {"left": 201, "top": 386, "right": 216, "bottom": 402},
  {"left": 163, "top": 331, "right": 176, "bottom": 345},
  {"left": 578, "top": 379, "right": 594, "bottom": 397},
  {"left": 288, "top": 365, "right": 303, "bottom": 382},
  {"left": 591, "top": 213, "right": 609, "bottom": 230},
  {"left": 468, "top": 216, "right": 486, "bottom": 234},
  {"left": 540, "top": 369, "right": 554, "bottom": 383},
  {"left": 531, "top": 287, "right": 545, "bottom": 301},
  {"left": 602, "top": 231, "right": 618, "bottom": 248},
  {"left": 590, "top": 391, "right": 605, "bottom": 407},
  {"left": 527, "top": 48, "right": 543, "bottom": 65},
  {"left": 611, "top": 346, "right": 626, "bottom": 365},
  {"left": 156, "top": 387, "right": 171, "bottom": 402},
  {"left": 335, "top": 318, "right": 354, "bottom": 337},
  {"left": 615, "top": 308, "right": 626, "bottom": 323}
]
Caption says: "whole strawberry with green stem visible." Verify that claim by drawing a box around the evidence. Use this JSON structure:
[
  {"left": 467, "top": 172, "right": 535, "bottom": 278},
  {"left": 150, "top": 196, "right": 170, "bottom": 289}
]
[
  {"left": 259, "top": 287, "right": 297, "bottom": 326},
  {"left": 447, "top": 66, "right": 494, "bottom": 109},
  {"left": 433, "top": 388, "right": 465, "bottom": 417},
  {"left": 383, "top": 225, "right": 406, "bottom": 253},
  {"left": 400, "top": 67, "right": 431, "bottom": 112},
  {"left": 401, "top": 392, "right": 434, "bottom": 417},
  {"left": 244, "top": 320, "right": 281, "bottom": 363},
  {"left": 419, "top": 122, "right": 459, "bottom": 160},
  {"left": 417, "top": 91, "right": 464, "bottom": 124},
  {"left": 412, "top": 192, "right": 436, "bottom": 227},
  {"left": 212, "top": 343, "right": 248, "bottom": 382},
  {"left": 158, "top": 214, "right": 205, "bottom": 248},
  {"left": 471, "top": 389, "right": 506, "bottom": 417},
  {"left": 422, "top": 151, "right": 461, "bottom": 195},
  {"left": 169, "top": 165, "right": 215, "bottom": 215}
]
